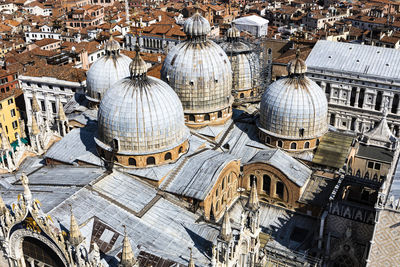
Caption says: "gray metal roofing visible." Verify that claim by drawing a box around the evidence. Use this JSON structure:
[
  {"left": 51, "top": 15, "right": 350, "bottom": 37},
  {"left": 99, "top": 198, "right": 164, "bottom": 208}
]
[
  {"left": 45, "top": 124, "right": 103, "bottom": 166},
  {"left": 222, "top": 122, "right": 266, "bottom": 164},
  {"left": 48, "top": 186, "right": 219, "bottom": 266},
  {"left": 165, "top": 150, "right": 239, "bottom": 200},
  {"left": 356, "top": 143, "right": 394, "bottom": 164},
  {"left": 248, "top": 149, "right": 312, "bottom": 187},
  {"left": 0, "top": 166, "right": 104, "bottom": 213},
  {"left": 92, "top": 172, "right": 157, "bottom": 213},
  {"left": 306, "top": 40, "right": 400, "bottom": 81}
]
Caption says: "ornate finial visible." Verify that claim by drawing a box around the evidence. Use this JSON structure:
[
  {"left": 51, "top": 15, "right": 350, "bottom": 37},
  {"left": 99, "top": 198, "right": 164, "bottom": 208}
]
[
  {"left": 31, "top": 113, "right": 40, "bottom": 136},
  {"left": 69, "top": 205, "right": 84, "bottom": 247},
  {"left": 58, "top": 99, "right": 67, "bottom": 122},
  {"left": 295, "top": 48, "right": 300, "bottom": 59},
  {"left": 246, "top": 180, "right": 259, "bottom": 211},
  {"left": 105, "top": 35, "right": 120, "bottom": 54},
  {"left": 120, "top": 225, "right": 137, "bottom": 267},
  {"left": 188, "top": 247, "right": 195, "bottom": 267},
  {"left": 31, "top": 94, "right": 40, "bottom": 113},
  {"left": 287, "top": 48, "right": 307, "bottom": 76},
  {"left": 219, "top": 207, "right": 232, "bottom": 241}
]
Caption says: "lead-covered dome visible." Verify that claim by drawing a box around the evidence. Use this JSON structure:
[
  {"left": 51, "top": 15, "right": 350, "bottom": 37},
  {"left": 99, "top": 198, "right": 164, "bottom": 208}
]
[
  {"left": 258, "top": 54, "right": 328, "bottom": 143},
  {"left": 96, "top": 47, "right": 189, "bottom": 167},
  {"left": 86, "top": 37, "right": 132, "bottom": 104},
  {"left": 219, "top": 25, "right": 261, "bottom": 102},
  {"left": 161, "top": 12, "right": 233, "bottom": 128}
]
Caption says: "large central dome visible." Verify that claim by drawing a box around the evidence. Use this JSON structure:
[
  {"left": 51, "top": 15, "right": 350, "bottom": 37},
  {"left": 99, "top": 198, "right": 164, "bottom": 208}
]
[
  {"left": 86, "top": 37, "right": 132, "bottom": 105},
  {"left": 161, "top": 12, "right": 233, "bottom": 128},
  {"left": 96, "top": 47, "right": 189, "bottom": 168},
  {"left": 258, "top": 52, "right": 328, "bottom": 151}
]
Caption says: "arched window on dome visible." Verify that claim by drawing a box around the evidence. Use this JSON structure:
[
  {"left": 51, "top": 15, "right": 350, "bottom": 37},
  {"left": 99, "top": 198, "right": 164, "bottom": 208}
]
[
  {"left": 146, "top": 156, "right": 156, "bottom": 165},
  {"left": 299, "top": 128, "right": 304, "bottom": 137},
  {"left": 304, "top": 141, "right": 310, "bottom": 149},
  {"left": 189, "top": 115, "right": 195, "bottom": 122},
  {"left": 277, "top": 140, "right": 283, "bottom": 148},
  {"left": 240, "top": 93, "right": 244, "bottom": 98},
  {"left": 178, "top": 146, "right": 183, "bottom": 154},
  {"left": 128, "top": 158, "right": 136, "bottom": 166},
  {"left": 266, "top": 136, "right": 271, "bottom": 144},
  {"left": 290, "top": 142, "right": 297, "bottom": 150},
  {"left": 218, "top": 111, "right": 222, "bottom": 118},
  {"left": 164, "top": 152, "right": 172, "bottom": 161},
  {"left": 112, "top": 139, "right": 119, "bottom": 152},
  {"left": 204, "top": 114, "right": 210, "bottom": 121}
]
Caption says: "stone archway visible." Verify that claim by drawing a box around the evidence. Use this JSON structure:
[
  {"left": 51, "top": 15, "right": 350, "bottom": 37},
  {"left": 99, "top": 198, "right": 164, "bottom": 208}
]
[{"left": 9, "top": 229, "right": 68, "bottom": 267}]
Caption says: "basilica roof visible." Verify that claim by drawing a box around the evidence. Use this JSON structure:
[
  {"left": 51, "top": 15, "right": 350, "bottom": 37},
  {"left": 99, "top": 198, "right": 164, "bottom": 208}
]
[
  {"left": 161, "top": 12, "right": 233, "bottom": 114},
  {"left": 86, "top": 38, "right": 132, "bottom": 103},
  {"left": 259, "top": 55, "right": 328, "bottom": 140},
  {"left": 97, "top": 48, "right": 189, "bottom": 156}
]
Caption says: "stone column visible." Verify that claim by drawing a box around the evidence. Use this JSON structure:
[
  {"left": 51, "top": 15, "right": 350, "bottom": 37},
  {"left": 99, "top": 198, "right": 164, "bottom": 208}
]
[
  {"left": 371, "top": 94, "right": 377, "bottom": 110},
  {"left": 388, "top": 95, "right": 394, "bottom": 112},
  {"left": 346, "top": 89, "right": 351, "bottom": 105},
  {"left": 355, "top": 87, "right": 360, "bottom": 107}
]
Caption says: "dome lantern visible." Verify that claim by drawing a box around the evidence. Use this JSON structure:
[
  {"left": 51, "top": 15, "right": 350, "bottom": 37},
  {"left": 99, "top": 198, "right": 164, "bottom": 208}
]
[
  {"left": 104, "top": 36, "right": 121, "bottom": 56},
  {"left": 183, "top": 11, "right": 211, "bottom": 42},
  {"left": 130, "top": 45, "right": 148, "bottom": 78},
  {"left": 287, "top": 49, "right": 307, "bottom": 77}
]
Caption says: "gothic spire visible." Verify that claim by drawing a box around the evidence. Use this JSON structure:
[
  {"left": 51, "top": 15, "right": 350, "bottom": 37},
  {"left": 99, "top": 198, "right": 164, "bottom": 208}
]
[
  {"left": 31, "top": 114, "right": 40, "bottom": 136},
  {"left": 120, "top": 226, "right": 136, "bottom": 267},
  {"left": 246, "top": 180, "right": 259, "bottom": 211},
  {"left": 219, "top": 207, "right": 232, "bottom": 241},
  {"left": 31, "top": 94, "right": 40, "bottom": 113},
  {"left": 69, "top": 205, "right": 84, "bottom": 246},
  {"left": 188, "top": 248, "right": 195, "bottom": 267}
]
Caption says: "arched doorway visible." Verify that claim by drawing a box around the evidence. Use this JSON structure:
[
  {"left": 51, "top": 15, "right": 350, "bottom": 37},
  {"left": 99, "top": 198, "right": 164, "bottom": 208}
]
[{"left": 23, "top": 236, "right": 65, "bottom": 267}]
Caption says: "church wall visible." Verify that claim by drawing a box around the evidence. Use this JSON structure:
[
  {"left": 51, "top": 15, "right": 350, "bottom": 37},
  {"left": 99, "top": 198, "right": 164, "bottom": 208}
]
[
  {"left": 259, "top": 130, "right": 319, "bottom": 151},
  {"left": 351, "top": 156, "right": 391, "bottom": 181},
  {"left": 184, "top": 106, "right": 232, "bottom": 129},
  {"left": 242, "top": 163, "right": 302, "bottom": 209},
  {"left": 203, "top": 160, "right": 241, "bottom": 221},
  {"left": 97, "top": 139, "right": 189, "bottom": 169}
]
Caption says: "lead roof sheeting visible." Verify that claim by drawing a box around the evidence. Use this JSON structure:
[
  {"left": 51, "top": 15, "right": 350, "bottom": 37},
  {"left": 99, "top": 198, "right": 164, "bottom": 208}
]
[
  {"left": 92, "top": 172, "right": 157, "bottom": 213},
  {"left": 356, "top": 144, "right": 394, "bottom": 163},
  {"left": 165, "top": 150, "right": 239, "bottom": 200},
  {"left": 248, "top": 149, "right": 311, "bottom": 187},
  {"left": 49, "top": 188, "right": 218, "bottom": 266},
  {"left": 223, "top": 122, "right": 263, "bottom": 164},
  {"left": 45, "top": 125, "right": 103, "bottom": 166},
  {"left": 306, "top": 40, "right": 400, "bottom": 80}
]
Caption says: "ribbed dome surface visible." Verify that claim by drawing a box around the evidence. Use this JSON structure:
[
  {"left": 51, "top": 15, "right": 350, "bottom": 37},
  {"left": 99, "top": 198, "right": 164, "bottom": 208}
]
[
  {"left": 97, "top": 76, "right": 189, "bottom": 155},
  {"left": 86, "top": 53, "right": 132, "bottom": 102},
  {"left": 220, "top": 41, "right": 260, "bottom": 93},
  {"left": 161, "top": 41, "right": 232, "bottom": 113},
  {"left": 259, "top": 76, "right": 328, "bottom": 139},
  {"left": 226, "top": 26, "right": 240, "bottom": 39},
  {"left": 183, "top": 12, "right": 211, "bottom": 37}
]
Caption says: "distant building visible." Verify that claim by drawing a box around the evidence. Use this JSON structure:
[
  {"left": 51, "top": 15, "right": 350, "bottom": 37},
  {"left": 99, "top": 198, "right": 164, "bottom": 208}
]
[
  {"left": 233, "top": 15, "right": 269, "bottom": 37},
  {"left": 306, "top": 40, "right": 400, "bottom": 136}
]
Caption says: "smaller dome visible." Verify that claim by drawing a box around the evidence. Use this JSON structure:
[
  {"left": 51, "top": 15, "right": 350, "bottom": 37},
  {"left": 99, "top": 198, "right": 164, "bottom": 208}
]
[
  {"left": 287, "top": 50, "right": 307, "bottom": 75},
  {"left": 104, "top": 36, "right": 120, "bottom": 53},
  {"left": 227, "top": 25, "right": 240, "bottom": 39},
  {"left": 183, "top": 12, "right": 211, "bottom": 37},
  {"left": 130, "top": 46, "right": 148, "bottom": 77}
]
